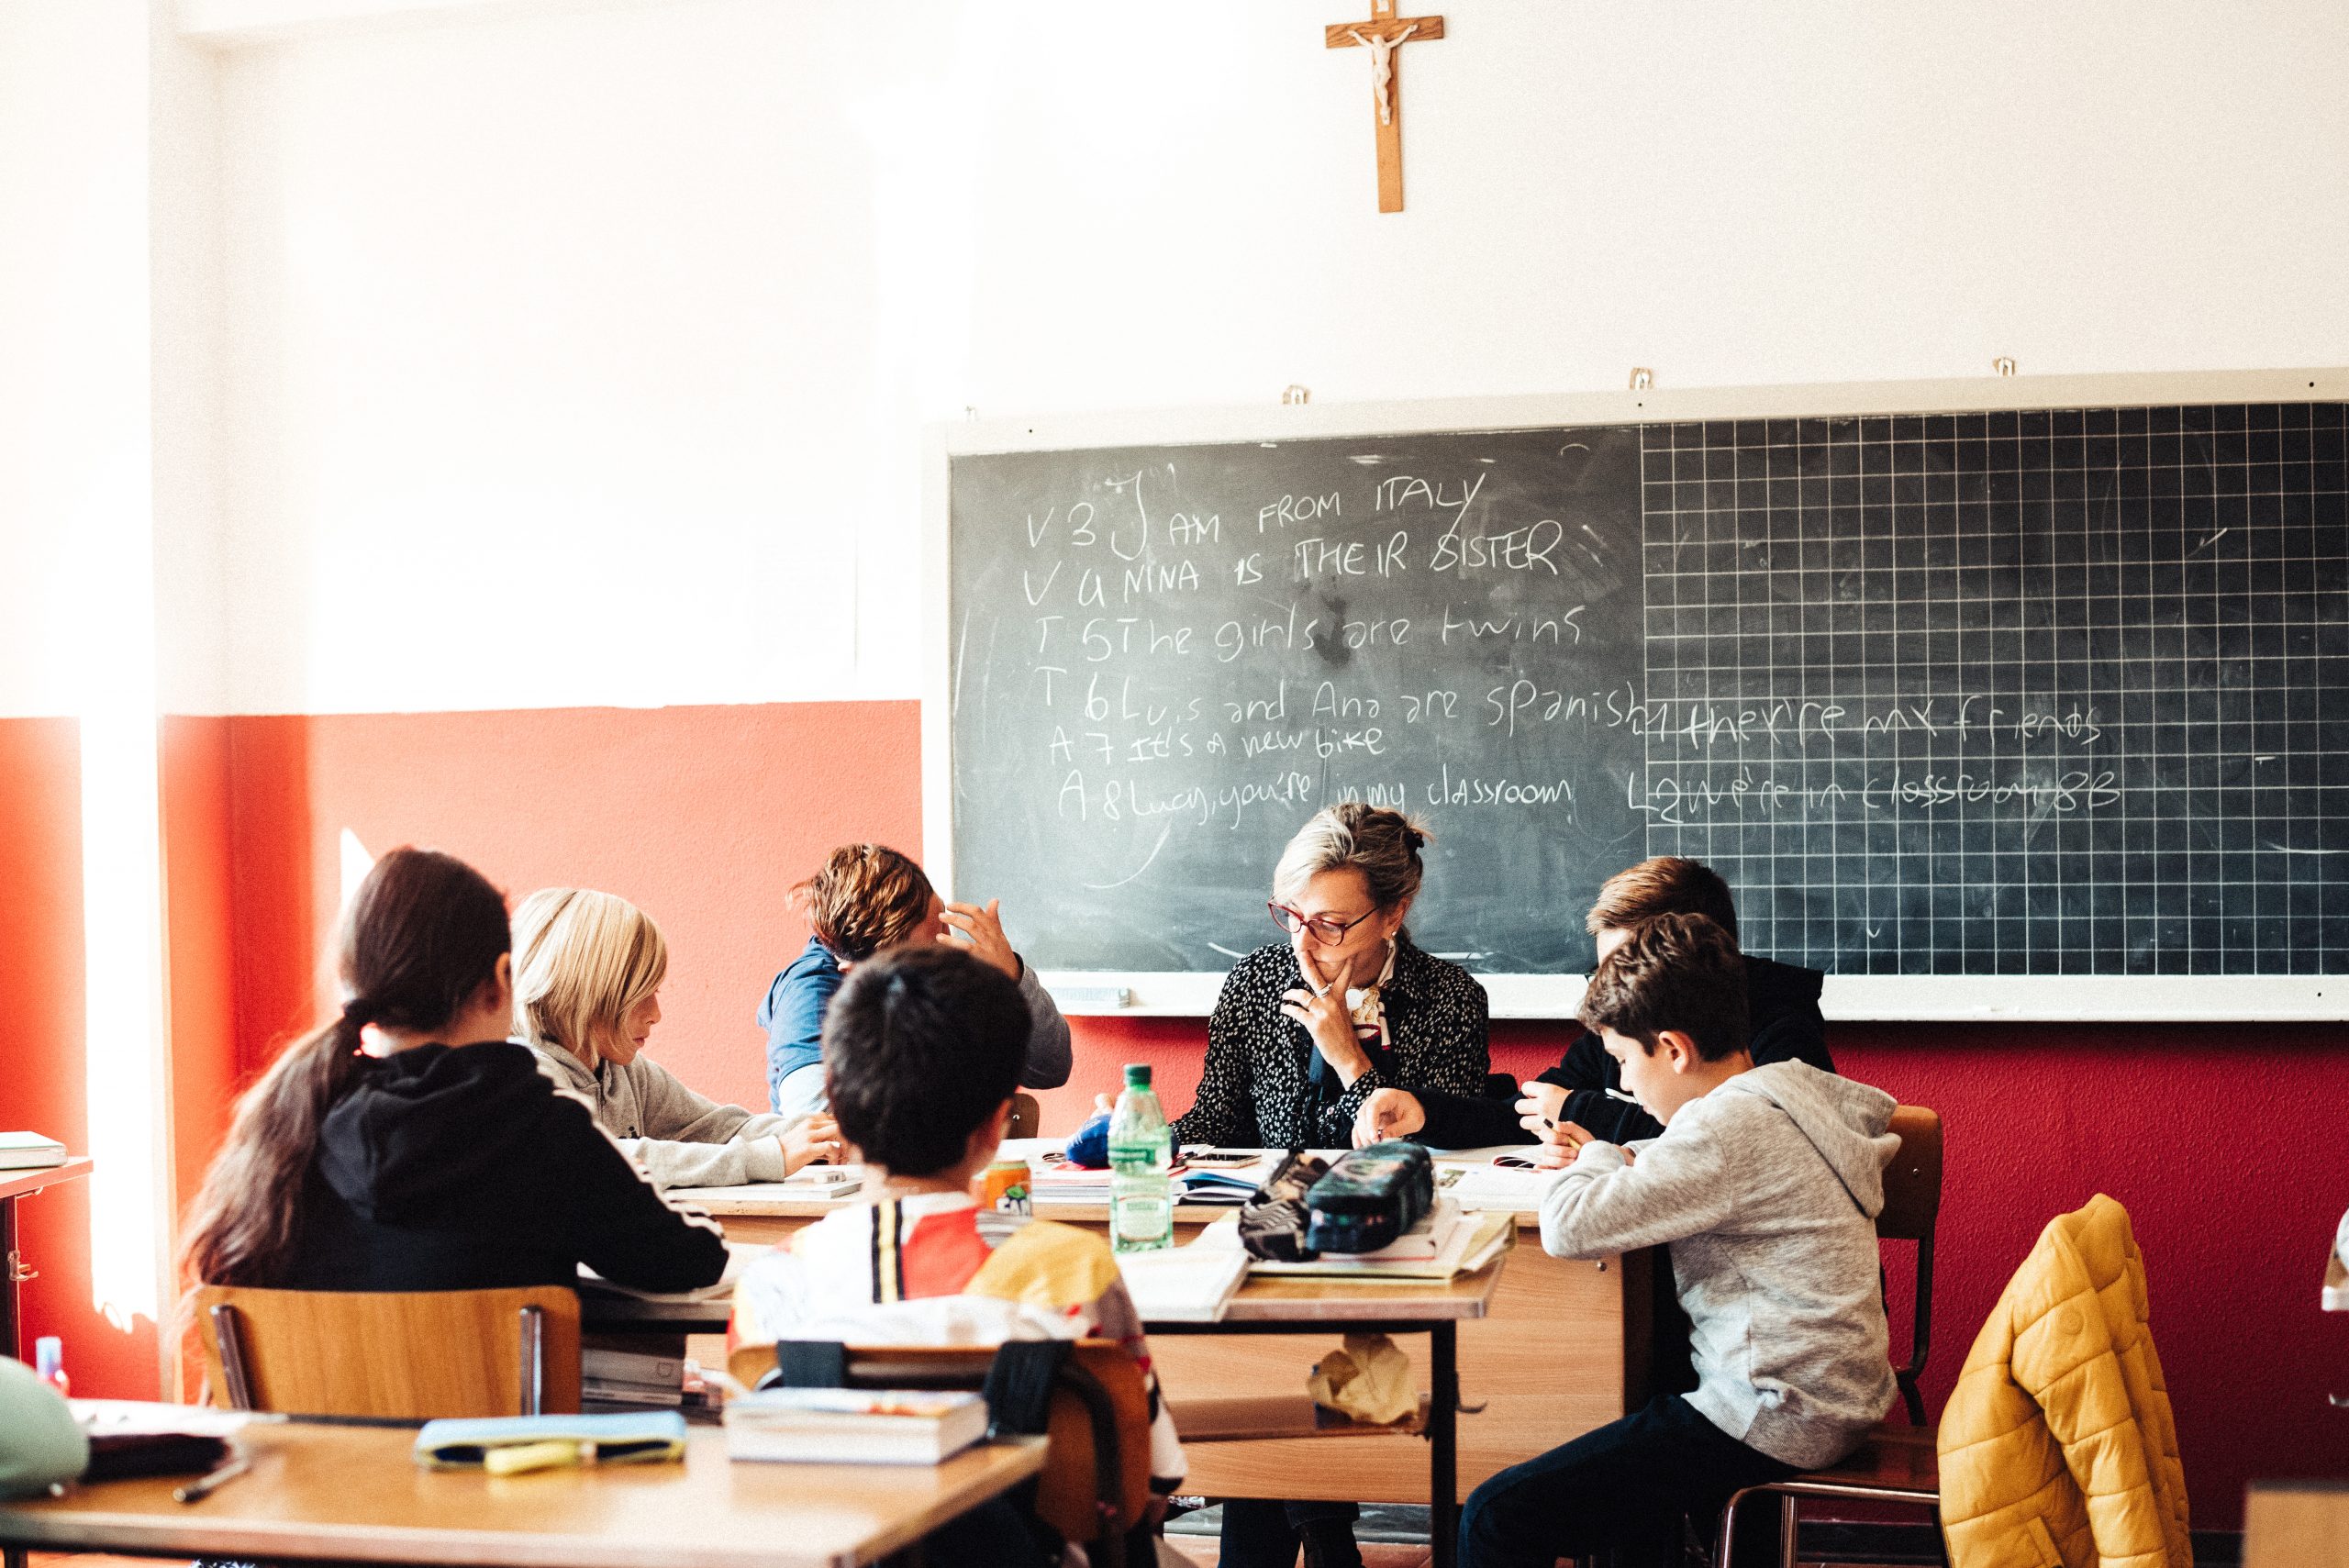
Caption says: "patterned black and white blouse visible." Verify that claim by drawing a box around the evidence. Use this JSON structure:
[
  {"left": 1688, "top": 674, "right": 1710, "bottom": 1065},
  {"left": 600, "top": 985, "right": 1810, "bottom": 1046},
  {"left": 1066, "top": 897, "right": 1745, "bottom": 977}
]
[{"left": 1170, "top": 936, "right": 1491, "bottom": 1150}]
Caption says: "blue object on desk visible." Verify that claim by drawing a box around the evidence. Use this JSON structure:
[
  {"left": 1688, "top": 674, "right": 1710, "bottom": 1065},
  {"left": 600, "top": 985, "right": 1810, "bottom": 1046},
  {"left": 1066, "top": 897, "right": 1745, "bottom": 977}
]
[{"left": 1063, "top": 1108, "right": 1112, "bottom": 1168}]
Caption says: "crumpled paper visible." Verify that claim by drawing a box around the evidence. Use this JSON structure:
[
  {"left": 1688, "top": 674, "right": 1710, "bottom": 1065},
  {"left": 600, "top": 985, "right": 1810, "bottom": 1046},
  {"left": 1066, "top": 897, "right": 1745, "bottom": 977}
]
[{"left": 1307, "top": 1331, "right": 1418, "bottom": 1426}]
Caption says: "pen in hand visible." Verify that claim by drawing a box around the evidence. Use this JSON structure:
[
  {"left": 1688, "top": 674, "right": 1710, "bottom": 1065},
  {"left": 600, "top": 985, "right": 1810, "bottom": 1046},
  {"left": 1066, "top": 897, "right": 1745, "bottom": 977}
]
[{"left": 173, "top": 1454, "right": 251, "bottom": 1504}]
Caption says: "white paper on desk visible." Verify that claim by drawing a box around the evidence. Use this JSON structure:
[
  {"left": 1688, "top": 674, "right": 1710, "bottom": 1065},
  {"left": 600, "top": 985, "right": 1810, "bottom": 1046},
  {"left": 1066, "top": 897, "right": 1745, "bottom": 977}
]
[
  {"left": 669, "top": 1165, "right": 866, "bottom": 1203},
  {"left": 1117, "top": 1241, "right": 1249, "bottom": 1323},
  {"left": 1444, "top": 1162, "right": 1562, "bottom": 1210},
  {"left": 578, "top": 1240, "right": 763, "bottom": 1303},
  {"left": 72, "top": 1399, "right": 271, "bottom": 1436}
]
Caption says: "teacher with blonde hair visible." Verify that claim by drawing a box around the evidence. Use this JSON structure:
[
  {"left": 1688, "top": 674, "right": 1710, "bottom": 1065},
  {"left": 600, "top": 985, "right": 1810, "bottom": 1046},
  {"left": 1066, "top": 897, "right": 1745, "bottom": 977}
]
[
  {"left": 1171, "top": 802, "right": 1491, "bottom": 1152},
  {"left": 1171, "top": 801, "right": 1489, "bottom": 1568}
]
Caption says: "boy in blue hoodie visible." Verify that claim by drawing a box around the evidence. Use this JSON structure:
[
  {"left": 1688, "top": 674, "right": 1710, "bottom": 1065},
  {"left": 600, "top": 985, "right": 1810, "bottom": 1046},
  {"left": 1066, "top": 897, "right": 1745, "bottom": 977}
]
[{"left": 1460, "top": 913, "right": 1898, "bottom": 1568}]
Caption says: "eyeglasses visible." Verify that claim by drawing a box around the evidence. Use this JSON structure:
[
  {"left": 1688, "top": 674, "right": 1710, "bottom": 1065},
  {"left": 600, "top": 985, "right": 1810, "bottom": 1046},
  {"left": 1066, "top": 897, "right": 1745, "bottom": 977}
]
[{"left": 1267, "top": 901, "right": 1381, "bottom": 945}]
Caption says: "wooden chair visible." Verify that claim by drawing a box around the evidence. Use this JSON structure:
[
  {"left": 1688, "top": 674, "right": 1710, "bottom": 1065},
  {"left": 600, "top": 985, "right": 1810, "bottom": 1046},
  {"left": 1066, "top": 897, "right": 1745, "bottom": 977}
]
[
  {"left": 196, "top": 1284, "right": 582, "bottom": 1418},
  {"left": 1008, "top": 1092, "right": 1041, "bottom": 1140},
  {"left": 1713, "top": 1105, "right": 1945, "bottom": 1568},
  {"left": 729, "top": 1339, "right": 1152, "bottom": 1565}
]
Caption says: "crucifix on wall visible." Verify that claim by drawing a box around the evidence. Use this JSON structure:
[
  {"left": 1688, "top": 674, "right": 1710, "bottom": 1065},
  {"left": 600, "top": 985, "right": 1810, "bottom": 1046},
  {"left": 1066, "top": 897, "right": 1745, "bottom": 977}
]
[{"left": 1326, "top": 0, "right": 1445, "bottom": 213}]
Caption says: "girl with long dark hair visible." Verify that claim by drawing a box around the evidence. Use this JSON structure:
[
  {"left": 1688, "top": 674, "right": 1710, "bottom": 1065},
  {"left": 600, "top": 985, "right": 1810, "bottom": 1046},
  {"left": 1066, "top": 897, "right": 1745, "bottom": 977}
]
[{"left": 180, "top": 847, "right": 726, "bottom": 1296}]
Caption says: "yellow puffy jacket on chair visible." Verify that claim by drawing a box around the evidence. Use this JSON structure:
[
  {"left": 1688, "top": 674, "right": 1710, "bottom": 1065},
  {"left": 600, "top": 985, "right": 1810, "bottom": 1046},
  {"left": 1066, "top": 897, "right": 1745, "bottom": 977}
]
[{"left": 1938, "top": 1194, "right": 2191, "bottom": 1568}]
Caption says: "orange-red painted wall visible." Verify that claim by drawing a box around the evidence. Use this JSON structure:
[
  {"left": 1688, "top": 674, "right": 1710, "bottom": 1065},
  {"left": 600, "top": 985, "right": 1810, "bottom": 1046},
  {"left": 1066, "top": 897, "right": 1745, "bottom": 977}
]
[
  {"left": 194, "top": 703, "right": 923, "bottom": 1107},
  {"left": 121, "top": 698, "right": 2349, "bottom": 1522},
  {"left": 0, "top": 717, "right": 159, "bottom": 1397}
]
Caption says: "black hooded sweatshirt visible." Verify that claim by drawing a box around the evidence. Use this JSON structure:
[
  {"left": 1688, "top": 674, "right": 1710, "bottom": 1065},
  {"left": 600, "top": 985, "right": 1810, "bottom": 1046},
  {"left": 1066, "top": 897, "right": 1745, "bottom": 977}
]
[
  {"left": 1412, "top": 955, "right": 1833, "bottom": 1150},
  {"left": 279, "top": 1040, "right": 729, "bottom": 1294}
]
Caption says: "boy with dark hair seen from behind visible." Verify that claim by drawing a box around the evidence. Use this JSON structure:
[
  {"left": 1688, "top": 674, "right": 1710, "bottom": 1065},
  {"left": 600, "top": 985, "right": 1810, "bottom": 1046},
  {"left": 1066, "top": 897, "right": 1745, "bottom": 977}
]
[
  {"left": 732, "top": 944, "right": 1183, "bottom": 1565},
  {"left": 1458, "top": 914, "right": 1898, "bottom": 1567}
]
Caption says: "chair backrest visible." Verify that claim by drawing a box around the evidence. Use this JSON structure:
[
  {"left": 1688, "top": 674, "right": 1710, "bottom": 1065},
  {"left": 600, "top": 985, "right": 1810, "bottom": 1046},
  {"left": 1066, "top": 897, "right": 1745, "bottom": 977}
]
[
  {"left": 1008, "top": 1092, "right": 1041, "bottom": 1140},
  {"left": 1879, "top": 1105, "right": 1943, "bottom": 1243},
  {"left": 729, "top": 1339, "right": 1152, "bottom": 1545},
  {"left": 196, "top": 1285, "right": 582, "bottom": 1418},
  {"left": 1876, "top": 1106, "right": 1943, "bottom": 1424}
]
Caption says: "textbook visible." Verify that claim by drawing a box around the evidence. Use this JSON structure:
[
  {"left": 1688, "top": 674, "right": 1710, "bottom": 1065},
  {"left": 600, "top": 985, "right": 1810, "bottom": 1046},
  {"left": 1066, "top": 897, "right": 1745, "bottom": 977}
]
[
  {"left": 583, "top": 1347, "right": 685, "bottom": 1408},
  {"left": 416, "top": 1411, "right": 687, "bottom": 1471},
  {"left": 1117, "top": 1240, "right": 1249, "bottom": 1322},
  {"left": 0, "top": 1132, "right": 66, "bottom": 1171},
  {"left": 722, "top": 1387, "right": 988, "bottom": 1464},
  {"left": 1198, "top": 1208, "right": 1513, "bottom": 1281}
]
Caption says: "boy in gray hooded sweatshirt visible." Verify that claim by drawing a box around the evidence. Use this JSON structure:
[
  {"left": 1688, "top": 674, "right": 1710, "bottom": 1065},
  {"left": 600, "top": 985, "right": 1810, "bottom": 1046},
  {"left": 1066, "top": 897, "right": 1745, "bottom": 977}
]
[{"left": 1461, "top": 913, "right": 1898, "bottom": 1568}]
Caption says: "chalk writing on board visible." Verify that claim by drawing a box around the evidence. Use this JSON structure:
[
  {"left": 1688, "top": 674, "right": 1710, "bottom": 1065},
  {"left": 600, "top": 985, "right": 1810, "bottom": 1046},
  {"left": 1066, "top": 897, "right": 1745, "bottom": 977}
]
[{"left": 952, "top": 404, "right": 2349, "bottom": 975}]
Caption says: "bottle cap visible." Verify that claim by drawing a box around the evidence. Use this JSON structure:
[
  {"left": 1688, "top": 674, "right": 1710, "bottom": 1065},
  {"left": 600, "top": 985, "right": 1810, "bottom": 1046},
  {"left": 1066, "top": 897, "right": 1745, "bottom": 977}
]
[
  {"left": 1123, "top": 1063, "right": 1152, "bottom": 1087},
  {"left": 34, "top": 1337, "right": 62, "bottom": 1377}
]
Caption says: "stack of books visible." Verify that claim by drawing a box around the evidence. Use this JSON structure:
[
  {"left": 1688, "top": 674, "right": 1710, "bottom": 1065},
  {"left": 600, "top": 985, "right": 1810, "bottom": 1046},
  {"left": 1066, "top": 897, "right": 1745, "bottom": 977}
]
[
  {"left": 1028, "top": 1161, "right": 1117, "bottom": 1203},
  {"left": 582, "top": 1346, "right": 685, "bottom": 1410},
  {"left": 0, "top": 1132, "right": 66, "bottom": 1172},
  {"left": 723, "top": 1388, "right": 989, "bottom": 1463},
  {"left": 1030, "top": 1157, "right": 1263, "bottom": 1207},
  {"left": 1200, "top": 1202, "right": 1514, "bottom": 1280},
  {"left": 1116, "top": 1241, "right": 1250, "bottom": 1322}
]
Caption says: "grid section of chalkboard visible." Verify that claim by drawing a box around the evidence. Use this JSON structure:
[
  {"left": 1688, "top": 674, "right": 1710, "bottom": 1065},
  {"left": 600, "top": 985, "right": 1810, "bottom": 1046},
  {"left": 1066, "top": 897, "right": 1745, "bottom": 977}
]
[{"left": 1637, "top": 404, "right": 2349, "bottom": 974}]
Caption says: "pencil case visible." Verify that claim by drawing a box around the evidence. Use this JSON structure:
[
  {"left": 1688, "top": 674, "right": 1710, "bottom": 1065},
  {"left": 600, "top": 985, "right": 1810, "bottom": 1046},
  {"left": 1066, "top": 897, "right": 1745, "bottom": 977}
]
[
  {"left": 83, "top": 1430, "right": 229, "bottom": 1481},
  {"left": 1237, "top": 1151, "right": 1331, "bottom": 1262},
  {"left": 413, "top": 1410, "right": 687, "bottom": 1471},
  {"left": 1304, "top": 1141, "right": 1434, "bottom": 1254}
]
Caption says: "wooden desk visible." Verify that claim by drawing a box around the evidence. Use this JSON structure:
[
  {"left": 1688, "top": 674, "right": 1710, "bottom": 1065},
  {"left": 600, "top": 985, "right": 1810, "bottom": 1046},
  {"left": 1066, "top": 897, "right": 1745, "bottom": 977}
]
[
  {"left": 1151, "top": 1259, "right": 1503, "bottom": 1568},
  {"left": 2245, "top": 1481, "right": 2349, "bottom": 1568},
  {"left": 675, "top": 1181, "right": 1656, "bottom": 1511},
  {"left": 0, "top": 1419, "right": 1047, "bottom": 1568},
  {"left": 1, "top": 1158, "right": 92, "bottom": 1362}
]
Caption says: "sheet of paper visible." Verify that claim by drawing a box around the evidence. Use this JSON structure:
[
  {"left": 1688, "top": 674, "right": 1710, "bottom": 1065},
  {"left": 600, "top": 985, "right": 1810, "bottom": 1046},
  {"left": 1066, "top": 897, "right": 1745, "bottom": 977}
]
[
  {"left": 1444, "top": 1163, "right": 1562, "bottom": 1210},
  {"left": 72, "top": 1399, "right": 271, "bottom": 1436}
]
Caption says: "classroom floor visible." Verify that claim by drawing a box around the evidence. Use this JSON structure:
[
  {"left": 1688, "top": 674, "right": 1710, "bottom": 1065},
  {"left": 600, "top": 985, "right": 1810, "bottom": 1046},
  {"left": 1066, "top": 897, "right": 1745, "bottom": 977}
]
[
  {"left": 1163, "top": 1541, "right": 1432, "bottom": 1568},
  {"left": 1160, "top": 1545, "right": 1903, "bottom": 1568},
  {"left": 35, "top": 1538, "right": 1914, "bottom": 1567}
]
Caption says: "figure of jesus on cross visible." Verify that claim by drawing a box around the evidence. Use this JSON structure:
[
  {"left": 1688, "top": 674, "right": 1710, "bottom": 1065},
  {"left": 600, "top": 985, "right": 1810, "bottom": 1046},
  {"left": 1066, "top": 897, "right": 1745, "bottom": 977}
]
[{"left": 1326, "top": 0, "right": 1445, "bottom": 213}]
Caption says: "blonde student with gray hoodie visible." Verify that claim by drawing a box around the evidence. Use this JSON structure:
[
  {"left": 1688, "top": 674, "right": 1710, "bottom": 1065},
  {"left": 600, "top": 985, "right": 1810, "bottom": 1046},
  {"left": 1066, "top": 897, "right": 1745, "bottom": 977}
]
[
  {"left": 514, "top": 888, "right": 843, "bottom": 1189},
  {"left": 1460, "top": 913, "right": 1898, "bottom": 1568}
]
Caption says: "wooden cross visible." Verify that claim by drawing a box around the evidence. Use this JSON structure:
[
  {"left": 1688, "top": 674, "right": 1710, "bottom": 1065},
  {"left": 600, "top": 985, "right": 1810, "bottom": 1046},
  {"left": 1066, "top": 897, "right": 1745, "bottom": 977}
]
[{"left": 1326, "top": 0, "right": 1445, "bottom": 213}]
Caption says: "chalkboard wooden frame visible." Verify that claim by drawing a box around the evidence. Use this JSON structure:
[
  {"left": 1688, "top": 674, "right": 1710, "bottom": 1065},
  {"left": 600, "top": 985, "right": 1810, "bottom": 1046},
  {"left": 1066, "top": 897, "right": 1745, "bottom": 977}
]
[{"left": 925, "top": 367, "right": 2349, "bottom": 1021}]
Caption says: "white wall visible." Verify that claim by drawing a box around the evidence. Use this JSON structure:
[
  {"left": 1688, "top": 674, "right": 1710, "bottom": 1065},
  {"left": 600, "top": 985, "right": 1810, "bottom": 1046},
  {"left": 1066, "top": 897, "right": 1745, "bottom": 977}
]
[
  {"left": 178, "top": 0, "right": 2349, "bottom": 713},
  {"left": 0, "top": 1, "right": 154, "bottom": 719}
]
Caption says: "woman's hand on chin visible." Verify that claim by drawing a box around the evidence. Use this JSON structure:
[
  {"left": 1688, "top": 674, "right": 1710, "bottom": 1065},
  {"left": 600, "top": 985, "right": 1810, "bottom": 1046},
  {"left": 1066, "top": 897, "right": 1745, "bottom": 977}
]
[{"left": 1283, "top": 946, "right": 1371, "bottom": 1085}]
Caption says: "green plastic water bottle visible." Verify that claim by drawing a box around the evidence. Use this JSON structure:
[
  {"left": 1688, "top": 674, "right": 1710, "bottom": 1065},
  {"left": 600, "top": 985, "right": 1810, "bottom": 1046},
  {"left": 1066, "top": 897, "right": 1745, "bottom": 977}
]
[{"left": 1108, "top": 1063, "right": 1173, "bottom": 1254}]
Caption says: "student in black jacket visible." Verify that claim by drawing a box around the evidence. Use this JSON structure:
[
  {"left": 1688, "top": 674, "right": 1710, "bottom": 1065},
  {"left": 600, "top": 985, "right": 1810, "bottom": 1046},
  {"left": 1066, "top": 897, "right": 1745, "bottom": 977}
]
[
  {"left": 1353, "top": 857, "right": 1832, "bottom": 1152},
  {"left": 180, "top": 847, "right": 727, "bottom": 1300}
]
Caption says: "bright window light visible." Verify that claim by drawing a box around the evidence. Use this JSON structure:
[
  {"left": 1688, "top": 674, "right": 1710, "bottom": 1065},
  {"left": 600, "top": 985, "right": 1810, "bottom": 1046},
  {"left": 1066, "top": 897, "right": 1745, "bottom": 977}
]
[
  {"left": 77, "top": 578, "right": 168, "bottom": 1335},
  {"left": 339, "top": 828, "right": 375, "bottom": 914}
]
